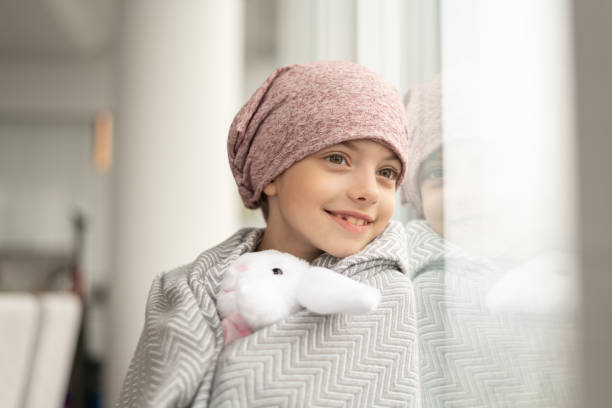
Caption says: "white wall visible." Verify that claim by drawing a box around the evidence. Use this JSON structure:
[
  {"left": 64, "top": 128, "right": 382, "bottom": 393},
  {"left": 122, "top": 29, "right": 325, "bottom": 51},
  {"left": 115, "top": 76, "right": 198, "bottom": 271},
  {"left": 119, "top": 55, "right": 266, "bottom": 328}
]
[
  {"left": 0, "top": 58, "right": 111, "bottom": 116},
  {"left": 0, "top": 57, "right": 112, "bottom": 357}
]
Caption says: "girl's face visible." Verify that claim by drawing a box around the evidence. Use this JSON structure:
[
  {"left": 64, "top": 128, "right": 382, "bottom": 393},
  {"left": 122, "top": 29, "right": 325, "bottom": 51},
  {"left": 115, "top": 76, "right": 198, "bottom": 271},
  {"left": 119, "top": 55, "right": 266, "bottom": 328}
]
[
  {"left": 419, "top": 145, "right": 492, "bottom": 254},
  {"left": 261, "top": 139, "right": 401, "bottom": 261},
  {"left": 418, "top": 149, "right": 444, "bottom": 236}
]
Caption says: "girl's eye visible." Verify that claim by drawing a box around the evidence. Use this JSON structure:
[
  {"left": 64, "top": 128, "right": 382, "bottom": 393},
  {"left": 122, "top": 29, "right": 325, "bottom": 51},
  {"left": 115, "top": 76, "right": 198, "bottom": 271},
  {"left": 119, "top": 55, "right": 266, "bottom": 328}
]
[
  {"left": 378, "top": 167, "right": 399, "bottom": 180},
  {"left": 424, "top": 168, "right": 444, "bottom": 180},
  {"left": 324, "top": 154, "right": 347, "bottom": 166}
]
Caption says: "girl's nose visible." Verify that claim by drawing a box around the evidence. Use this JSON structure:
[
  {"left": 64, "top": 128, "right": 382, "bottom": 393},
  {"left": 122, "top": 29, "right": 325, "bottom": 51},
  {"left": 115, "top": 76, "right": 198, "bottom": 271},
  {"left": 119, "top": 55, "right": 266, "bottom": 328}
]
[{"left": 347, "top": 171, "right": 379, "bottom": 204}]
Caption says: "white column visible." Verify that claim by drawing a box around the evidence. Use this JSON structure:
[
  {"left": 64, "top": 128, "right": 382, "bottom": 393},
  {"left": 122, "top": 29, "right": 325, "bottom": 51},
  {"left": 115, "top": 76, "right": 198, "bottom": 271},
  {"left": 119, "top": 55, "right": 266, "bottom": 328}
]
[
  {"left": 277, "top": 0, "right": 316, "bottom": 64},
  {"left": 106, "top": 0, "right": 243, "bottom": 404},
  {"left": 357, "top": 0, "right": 402, "bottom": 88},
  {"left": 276, "top": 0, "right": 356, "bottom": 66}
]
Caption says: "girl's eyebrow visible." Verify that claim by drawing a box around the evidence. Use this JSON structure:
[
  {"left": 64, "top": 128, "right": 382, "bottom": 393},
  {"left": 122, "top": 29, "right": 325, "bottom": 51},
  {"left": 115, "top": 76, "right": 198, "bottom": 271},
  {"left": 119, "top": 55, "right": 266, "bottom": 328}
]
[
  {"left": 384, "top": 154, "right": 401, "bottom": 162},
  {"left": 418, "top": 158, "right": 443, "bottom": 180},
  {"left": 339, "top": 141, "right": 400, "bottom": 162},
  {"left": 338, "top": 141, "right": 358, "bottom": 151}
]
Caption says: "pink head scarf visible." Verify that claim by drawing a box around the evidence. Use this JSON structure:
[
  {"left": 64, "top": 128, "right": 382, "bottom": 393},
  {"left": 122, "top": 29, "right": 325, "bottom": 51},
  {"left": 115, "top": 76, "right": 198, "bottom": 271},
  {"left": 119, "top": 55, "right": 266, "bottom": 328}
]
[
  {"left": 400, "top": 75, "right": 443, "bottom": 216},
  {"left": 227, "top": 61, "right": 410, "bottom": 209}
]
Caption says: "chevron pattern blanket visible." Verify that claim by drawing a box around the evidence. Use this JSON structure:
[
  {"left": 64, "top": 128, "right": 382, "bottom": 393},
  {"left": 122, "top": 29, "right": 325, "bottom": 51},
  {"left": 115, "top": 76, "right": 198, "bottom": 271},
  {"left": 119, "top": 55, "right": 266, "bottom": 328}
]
[
  {"left": 117, "top": 221, "right": 420, "bottom": 407},
  {"left": 405, "top": 220, "right": 576, "bottom": 408},
  {"left": 118, "top": 219, "right": 575, "bottom": 407}
]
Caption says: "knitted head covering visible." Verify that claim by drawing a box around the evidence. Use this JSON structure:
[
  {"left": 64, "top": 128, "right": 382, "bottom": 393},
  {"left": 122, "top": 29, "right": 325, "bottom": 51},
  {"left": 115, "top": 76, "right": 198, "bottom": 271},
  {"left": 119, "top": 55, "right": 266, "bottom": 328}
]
[
  {"left": 228, "top": 61, "right": 409, "bottom": 209},
  {"left": 400, "top": 75, "right": 443, "bottom": 216}
]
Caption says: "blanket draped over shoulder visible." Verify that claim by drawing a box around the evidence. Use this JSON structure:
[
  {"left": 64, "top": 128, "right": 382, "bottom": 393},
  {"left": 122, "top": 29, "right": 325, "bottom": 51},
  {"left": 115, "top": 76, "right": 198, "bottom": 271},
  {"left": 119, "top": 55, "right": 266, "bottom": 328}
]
[{"left": 117, "top": 221, "right": 420, "bottom": 408}]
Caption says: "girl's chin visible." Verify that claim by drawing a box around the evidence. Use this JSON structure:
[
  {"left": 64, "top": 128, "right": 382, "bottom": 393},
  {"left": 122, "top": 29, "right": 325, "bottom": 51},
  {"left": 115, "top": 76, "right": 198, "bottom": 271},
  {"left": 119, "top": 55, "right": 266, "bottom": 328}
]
[{"left": 322, "top": 242, "right": 366, "bottom": 258}]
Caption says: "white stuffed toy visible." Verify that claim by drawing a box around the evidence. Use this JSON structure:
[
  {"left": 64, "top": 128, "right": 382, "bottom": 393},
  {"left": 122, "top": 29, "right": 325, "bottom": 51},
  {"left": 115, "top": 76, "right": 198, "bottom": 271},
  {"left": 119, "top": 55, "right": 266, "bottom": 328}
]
[{"left": 217, "top": 249, "right": 381, "bottom": 345}]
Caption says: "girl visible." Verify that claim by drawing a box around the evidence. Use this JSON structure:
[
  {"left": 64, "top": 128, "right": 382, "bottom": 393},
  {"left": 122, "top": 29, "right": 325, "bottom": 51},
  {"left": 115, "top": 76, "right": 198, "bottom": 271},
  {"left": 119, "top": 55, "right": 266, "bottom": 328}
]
[{"left": 117, "top": 61, "right": 420, "bottom": 407}]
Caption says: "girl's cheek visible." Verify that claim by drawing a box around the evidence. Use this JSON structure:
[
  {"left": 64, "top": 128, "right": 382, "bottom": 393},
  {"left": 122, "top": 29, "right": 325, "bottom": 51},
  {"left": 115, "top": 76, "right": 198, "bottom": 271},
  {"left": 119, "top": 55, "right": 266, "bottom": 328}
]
[
  {"left": 422, "top": 187, "right": 444, "bottom": 233},
  {"left": 318, "top": 173, "right": 346, "bottom": 190}
]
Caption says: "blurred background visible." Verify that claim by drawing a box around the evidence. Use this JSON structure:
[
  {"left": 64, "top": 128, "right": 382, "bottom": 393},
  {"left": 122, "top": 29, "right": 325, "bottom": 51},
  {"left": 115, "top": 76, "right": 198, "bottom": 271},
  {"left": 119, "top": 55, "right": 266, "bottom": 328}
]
[{"left": 0, "top": 0, "right": 609, "bottom": 407}]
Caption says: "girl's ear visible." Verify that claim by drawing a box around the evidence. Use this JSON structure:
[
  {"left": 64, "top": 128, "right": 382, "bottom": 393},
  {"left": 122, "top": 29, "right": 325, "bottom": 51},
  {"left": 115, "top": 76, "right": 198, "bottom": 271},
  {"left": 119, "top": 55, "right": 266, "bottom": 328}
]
[
  {"left": 296, "top": 267, "right": 380, "bottom": 314},
  {"left": 263, "top": 181, "right": 278, "bottom": 196}
]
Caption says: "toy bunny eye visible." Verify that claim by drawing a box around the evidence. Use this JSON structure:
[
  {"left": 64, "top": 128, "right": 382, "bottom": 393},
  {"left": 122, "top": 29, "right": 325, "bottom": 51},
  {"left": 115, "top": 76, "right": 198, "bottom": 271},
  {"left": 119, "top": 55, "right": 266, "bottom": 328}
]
[{"left": 272, "top": 267, "right": 283, "bottom": 275}]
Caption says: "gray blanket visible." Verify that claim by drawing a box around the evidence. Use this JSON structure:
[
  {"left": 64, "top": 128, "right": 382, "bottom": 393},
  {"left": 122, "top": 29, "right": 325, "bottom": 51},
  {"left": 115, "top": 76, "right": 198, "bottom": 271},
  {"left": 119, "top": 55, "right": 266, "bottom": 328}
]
[
  {"left": 405, "top": 220, "right": 576, "bottom": 407},
  {"left": 118, "top": 219, "right": 575, "bottom": 407},
  {"left": 117, "top": 221, "right": 420, "bottom": 407}
]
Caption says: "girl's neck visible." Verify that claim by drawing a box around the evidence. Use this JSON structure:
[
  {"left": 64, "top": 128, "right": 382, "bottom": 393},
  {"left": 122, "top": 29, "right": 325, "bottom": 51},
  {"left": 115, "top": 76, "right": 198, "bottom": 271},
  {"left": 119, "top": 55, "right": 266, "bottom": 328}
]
[{"left": 256, "top": 227, "right": 323, "bottom": 263}]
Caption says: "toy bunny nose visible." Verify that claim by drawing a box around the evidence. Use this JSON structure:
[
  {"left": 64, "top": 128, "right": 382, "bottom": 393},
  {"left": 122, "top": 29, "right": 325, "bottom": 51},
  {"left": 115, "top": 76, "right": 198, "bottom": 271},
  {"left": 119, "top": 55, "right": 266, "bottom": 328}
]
[{"left": 235, "top": 264, "right": 247, "bottom": 272}]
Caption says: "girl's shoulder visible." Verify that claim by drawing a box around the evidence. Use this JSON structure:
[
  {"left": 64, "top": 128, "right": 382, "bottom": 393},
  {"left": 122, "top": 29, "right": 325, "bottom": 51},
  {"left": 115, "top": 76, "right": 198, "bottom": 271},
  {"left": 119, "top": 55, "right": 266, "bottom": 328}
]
[
  {"left": 156, "top": 227, "right": 265, "bottom": 294},
  {"left": 403, "top": 220, "right": 497, "bottom": 279},
  {"left": 402, "top": 220, "right": 448, "bottom": 278}
]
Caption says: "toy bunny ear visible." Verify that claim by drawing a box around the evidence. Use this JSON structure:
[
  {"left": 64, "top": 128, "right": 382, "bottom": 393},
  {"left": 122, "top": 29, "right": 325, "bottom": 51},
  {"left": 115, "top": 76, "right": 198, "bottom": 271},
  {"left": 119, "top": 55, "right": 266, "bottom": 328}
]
[{"left": 296, "top": 267, "right": 381, "bottom": 314}]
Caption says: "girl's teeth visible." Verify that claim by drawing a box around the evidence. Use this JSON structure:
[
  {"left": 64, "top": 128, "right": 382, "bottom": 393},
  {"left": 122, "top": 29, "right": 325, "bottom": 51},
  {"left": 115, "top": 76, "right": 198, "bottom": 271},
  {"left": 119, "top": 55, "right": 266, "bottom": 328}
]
[
  {"left": 333, "top": 212, "right": 368, "bottom": 226},
  {"left": 345, "top": 216, "right": 366, "bottom": 226}
]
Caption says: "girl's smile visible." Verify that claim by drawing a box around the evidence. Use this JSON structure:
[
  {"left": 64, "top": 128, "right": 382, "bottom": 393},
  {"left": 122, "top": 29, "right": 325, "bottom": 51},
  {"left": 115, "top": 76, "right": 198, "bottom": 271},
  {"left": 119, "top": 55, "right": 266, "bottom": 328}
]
[{"left": 325, "top": 210, "right": 374, "bottom": 233}]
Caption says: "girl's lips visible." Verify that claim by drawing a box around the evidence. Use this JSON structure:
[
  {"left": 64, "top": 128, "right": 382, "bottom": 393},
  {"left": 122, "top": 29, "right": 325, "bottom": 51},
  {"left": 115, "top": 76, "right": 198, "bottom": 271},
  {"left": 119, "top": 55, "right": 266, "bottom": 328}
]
[
  {"left": 325, "top": 210, "right": 372, "bottom": 234},
  {"left": 325, "top": 209, "right": 374, "bottom": 223}
]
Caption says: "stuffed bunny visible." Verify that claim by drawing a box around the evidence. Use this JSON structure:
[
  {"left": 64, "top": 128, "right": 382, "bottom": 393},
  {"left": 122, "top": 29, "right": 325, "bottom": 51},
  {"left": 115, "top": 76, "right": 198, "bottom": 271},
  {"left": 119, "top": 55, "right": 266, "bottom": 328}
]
[{"left": 217, "top": 249, "right": 381, "bottom": 345}]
